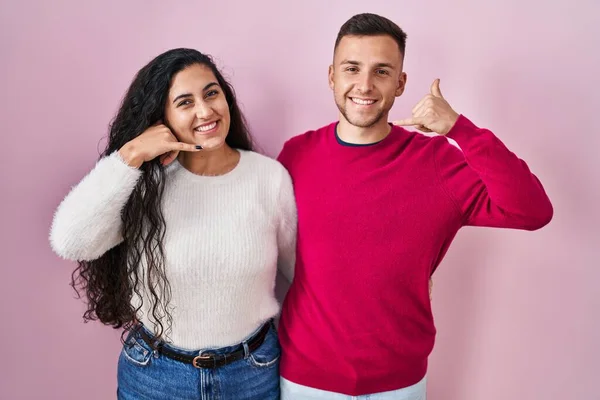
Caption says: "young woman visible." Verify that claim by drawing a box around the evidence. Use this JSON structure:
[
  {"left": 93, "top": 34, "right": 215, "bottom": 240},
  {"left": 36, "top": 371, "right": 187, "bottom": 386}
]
[{"left": 50, "top": 48, "right": 296, "bottom": 400}]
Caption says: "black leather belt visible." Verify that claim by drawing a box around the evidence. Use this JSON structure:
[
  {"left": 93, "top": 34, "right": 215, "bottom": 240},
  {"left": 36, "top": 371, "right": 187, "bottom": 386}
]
[{"left": 136, "top": 322, "right": 271, "bottom": 369}]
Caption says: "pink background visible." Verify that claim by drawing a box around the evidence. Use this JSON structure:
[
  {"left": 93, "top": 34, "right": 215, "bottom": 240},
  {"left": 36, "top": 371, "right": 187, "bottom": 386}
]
[{"left": 1, "top": 1, "right": 598, "bottom": 399}]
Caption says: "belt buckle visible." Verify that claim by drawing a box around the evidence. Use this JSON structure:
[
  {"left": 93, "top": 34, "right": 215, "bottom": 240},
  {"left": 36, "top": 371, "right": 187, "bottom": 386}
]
[{"left": 192, "top": 353, "right": 214, "bottom": 369}]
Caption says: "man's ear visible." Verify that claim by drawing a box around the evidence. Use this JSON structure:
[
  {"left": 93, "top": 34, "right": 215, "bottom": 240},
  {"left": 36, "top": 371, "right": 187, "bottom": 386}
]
[
  {"left": 395, "top": 72, "right": 407, "bottom": 97},
  {"left": 328, "top": 64, "right": 335, "bottom": 90}
]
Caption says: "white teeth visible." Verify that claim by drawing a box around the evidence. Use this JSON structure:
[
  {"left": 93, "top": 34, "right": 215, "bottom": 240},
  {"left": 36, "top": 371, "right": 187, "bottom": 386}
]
[
  {"left": 195, "top": 122, "right": 217, "bottom": 132},
  {"left": 351, "top": 98, "right": 375, "bottom": 105}
]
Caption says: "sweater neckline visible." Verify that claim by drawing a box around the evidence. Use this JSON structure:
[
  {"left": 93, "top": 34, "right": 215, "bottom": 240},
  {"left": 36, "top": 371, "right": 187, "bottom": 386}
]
[
  {"left": 331, "top": 122, "right": 396, "bottom": 149},
  {"left": 170, "top": 149, "right": 248, "bottom": 184}
]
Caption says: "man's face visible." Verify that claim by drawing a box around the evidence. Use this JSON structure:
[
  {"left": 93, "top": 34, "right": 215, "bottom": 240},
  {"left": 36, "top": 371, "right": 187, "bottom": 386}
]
[{"left": 329, "top": 34, "right": 406, "bottom": 128}]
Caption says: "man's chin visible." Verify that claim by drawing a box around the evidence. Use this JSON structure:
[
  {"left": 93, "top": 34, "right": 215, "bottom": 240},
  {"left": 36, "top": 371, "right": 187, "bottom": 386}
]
[
  {"left": 337, "top": 104, "right": 386, "bottom": 128},
  {"left": 346, "top": 116, "right": 382, "bottom": 128}
]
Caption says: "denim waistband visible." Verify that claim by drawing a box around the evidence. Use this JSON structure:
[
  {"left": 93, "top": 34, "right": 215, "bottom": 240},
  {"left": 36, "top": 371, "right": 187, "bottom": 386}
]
[{"left": 132, "top": 319, "right": 273, "bottom": 357}]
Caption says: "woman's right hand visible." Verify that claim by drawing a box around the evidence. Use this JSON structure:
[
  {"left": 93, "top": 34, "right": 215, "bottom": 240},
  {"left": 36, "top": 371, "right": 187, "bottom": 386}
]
[{"left": 118, "top": 123, "right": 201, "bottom": 168}]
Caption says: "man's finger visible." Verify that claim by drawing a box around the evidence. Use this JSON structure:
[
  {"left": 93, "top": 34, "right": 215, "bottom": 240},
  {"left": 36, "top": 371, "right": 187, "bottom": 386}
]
[
  {"left": 393, "top": 118, "right": 424, "bottom": 126},
  {"left": 430, "top": 78, "right": 443, "bottom": 99},
  {"left": 411, "top": 96, "right": 428, "bottom": 114},
  {"left": 412, "top": 101, "right": 429, "bottom": 119}
]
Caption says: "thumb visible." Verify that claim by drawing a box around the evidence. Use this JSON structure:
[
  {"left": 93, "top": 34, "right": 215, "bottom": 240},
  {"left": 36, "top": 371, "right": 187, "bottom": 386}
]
[
  {"left": 430, "top": 78, "right": 444, "bottom": 99},
  {"left": 160, "top": 150, "right": 179, "bottom": 166}
]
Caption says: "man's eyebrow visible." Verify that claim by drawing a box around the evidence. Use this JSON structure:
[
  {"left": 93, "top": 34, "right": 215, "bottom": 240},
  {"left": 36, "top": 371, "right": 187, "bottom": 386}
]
[{"left": 339, "top": 60, "right": 396, "bottom": 69}]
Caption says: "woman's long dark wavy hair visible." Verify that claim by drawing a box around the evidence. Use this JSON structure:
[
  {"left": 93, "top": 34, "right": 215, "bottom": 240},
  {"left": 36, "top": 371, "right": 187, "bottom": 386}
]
[{"left": 70, "top": 48, "right": 254, "bottom": 339}]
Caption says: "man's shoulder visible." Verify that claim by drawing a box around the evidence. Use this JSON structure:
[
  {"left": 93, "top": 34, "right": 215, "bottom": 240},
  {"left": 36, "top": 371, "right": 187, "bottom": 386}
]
[{"left": 282, "top": 122, "right": 336, "bottom": 150}]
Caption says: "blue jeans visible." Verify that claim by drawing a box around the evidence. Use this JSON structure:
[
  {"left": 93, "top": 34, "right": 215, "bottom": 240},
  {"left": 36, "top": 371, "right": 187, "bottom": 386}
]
[{"left": 117, "top": 321, "right": 280, "bottom": 399}]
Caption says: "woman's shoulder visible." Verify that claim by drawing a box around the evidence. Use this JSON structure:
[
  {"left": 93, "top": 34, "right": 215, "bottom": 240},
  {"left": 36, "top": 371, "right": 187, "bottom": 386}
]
[{"left": 240, "top": 150, "right": 288, "bottom": 175}]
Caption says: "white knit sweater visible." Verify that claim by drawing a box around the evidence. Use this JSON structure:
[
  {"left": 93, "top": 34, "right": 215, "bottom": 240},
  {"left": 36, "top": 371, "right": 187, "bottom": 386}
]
[{"left": 50, "top": 150, "right": 297, "bottom": 350}]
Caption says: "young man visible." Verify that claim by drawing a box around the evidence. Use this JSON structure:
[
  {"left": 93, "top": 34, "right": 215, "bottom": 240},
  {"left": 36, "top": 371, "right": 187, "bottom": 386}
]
[{"left": 276, "top": 13, "right": 553, "bottom": 399}]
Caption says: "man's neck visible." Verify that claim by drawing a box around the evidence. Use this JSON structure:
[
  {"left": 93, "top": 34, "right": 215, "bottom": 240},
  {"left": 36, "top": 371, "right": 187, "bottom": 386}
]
[{"left": 336, "top": 117, "right": 391, "bottom": 145}]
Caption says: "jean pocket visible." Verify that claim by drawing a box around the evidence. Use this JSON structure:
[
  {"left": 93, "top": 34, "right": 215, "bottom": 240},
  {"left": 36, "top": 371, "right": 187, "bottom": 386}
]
[
  {"left": 247, "top": 325, "right": 280, "bottom": 368},
  {"left": 121, "top": 331, "right": 152, "bottom": 367}
]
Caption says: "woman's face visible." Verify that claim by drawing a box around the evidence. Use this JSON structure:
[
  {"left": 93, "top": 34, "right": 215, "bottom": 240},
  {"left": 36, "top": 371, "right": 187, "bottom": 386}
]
[{"left": 164, "top": 63, "right": 231, "bottom": 151}]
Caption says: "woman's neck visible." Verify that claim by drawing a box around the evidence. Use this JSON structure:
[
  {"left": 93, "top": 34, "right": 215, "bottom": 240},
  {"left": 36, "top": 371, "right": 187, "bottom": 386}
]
[{"left": 178, "top": 144, "right": 240, "bottom": 176}]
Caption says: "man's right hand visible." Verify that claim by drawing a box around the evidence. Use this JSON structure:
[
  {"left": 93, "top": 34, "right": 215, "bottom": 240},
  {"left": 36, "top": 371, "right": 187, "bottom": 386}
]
[
  {"left": 429, "top": 278, "right": 433, "bottom": 300},
  {"left": 118, "top": 123, "right": 201, "bottom": 168}
]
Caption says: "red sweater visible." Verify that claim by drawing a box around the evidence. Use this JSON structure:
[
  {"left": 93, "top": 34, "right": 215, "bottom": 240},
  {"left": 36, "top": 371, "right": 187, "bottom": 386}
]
[{"left": 276, "top": 115, "right": 553, "bottom": 396}]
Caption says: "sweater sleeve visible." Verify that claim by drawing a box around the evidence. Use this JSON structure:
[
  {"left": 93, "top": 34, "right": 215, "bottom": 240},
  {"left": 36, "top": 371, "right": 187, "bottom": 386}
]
[
  {"left": 49, "top": 151, "right": 143, "bottom": 261},
  {"left": 275, "top": 164, "right": 298, "bottom": 283},
  {"left": 434, "top": 115, "right": 553, "bottom": 230}
]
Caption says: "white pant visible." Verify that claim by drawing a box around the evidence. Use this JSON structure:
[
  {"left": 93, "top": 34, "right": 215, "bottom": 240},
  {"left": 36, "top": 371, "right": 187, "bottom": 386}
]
[{"left": 280, "top": 376, "right": 427, "bottom": 400}]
